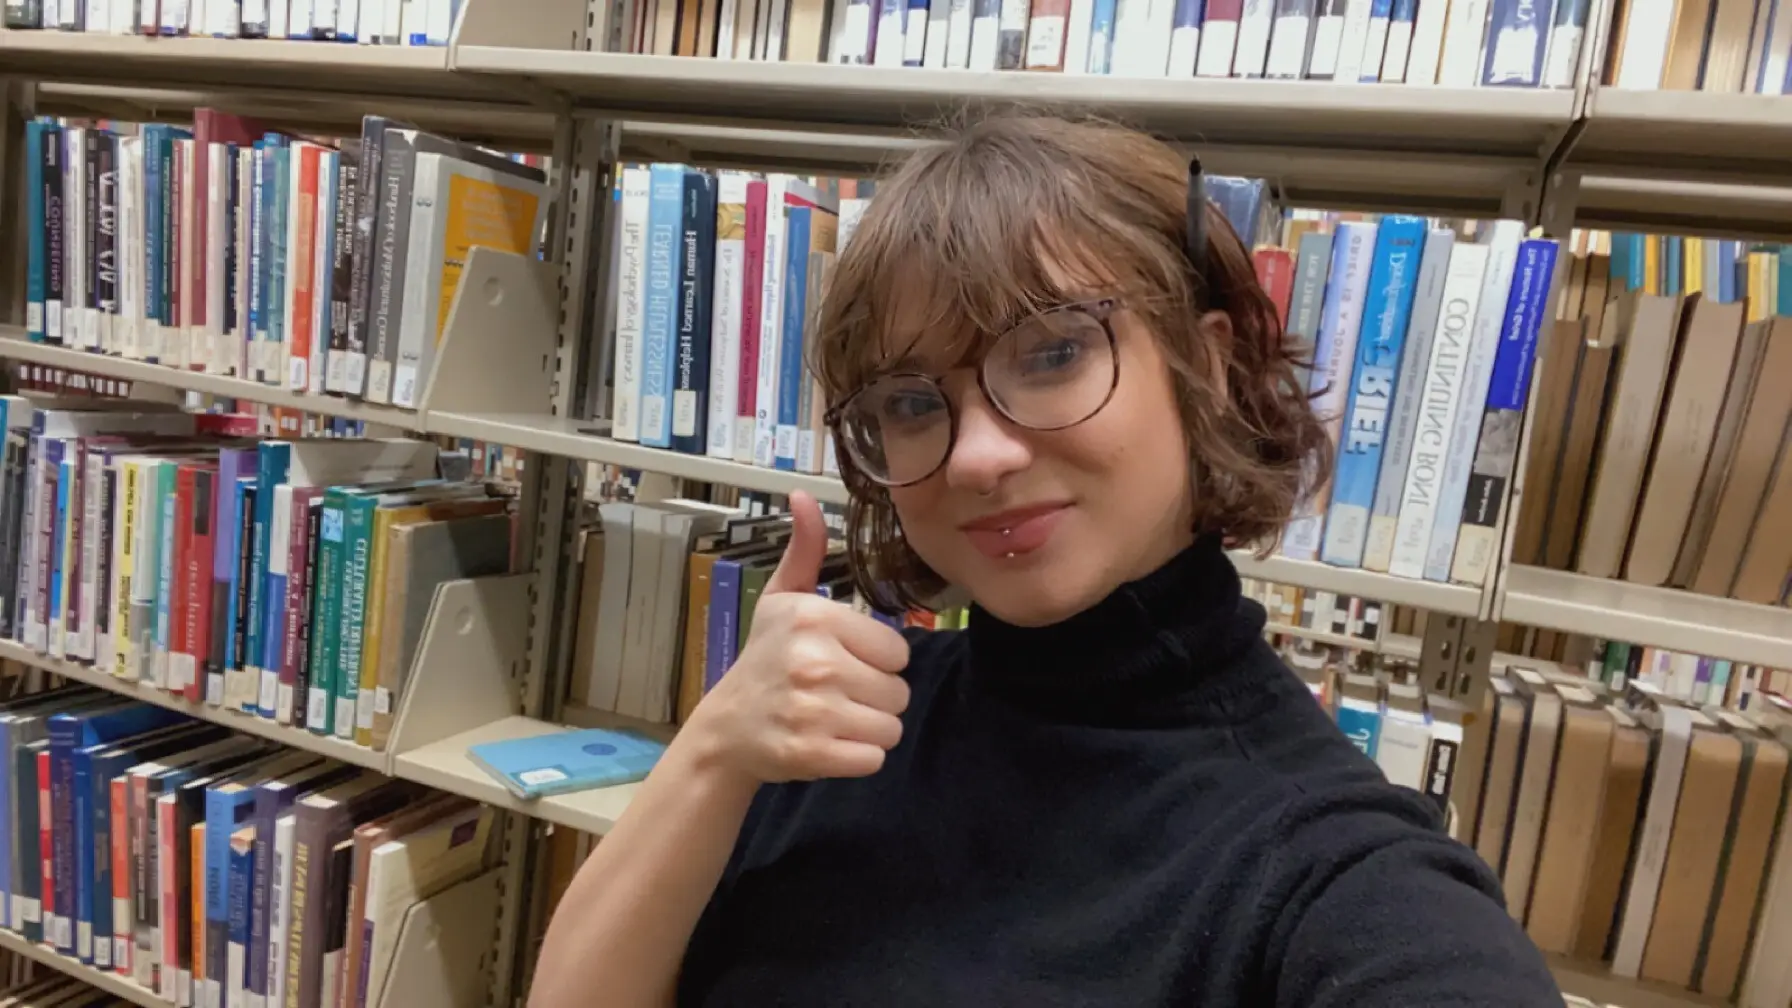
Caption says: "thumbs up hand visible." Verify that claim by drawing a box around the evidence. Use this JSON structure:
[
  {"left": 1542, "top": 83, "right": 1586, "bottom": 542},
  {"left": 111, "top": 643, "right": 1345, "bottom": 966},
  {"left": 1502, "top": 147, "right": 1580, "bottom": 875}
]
[{"left": 684, "top": 492, "right": 913, "bottom": 785}]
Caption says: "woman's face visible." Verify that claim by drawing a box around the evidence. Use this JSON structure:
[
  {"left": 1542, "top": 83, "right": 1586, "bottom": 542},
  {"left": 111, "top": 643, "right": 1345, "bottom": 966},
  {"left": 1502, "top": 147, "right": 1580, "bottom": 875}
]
[{"left": 887, "top": 304, "right": 1202, "bottom": 627}]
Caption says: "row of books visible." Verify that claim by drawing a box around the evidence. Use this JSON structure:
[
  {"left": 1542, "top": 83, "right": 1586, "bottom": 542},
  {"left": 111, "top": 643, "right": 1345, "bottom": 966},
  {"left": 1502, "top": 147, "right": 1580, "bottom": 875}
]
[
  {"left": 0, "top": 974, "right": 144, "bottom": 1005},
  {"left": 0, "top": 395, "right": 518, "bottom": 752},
  {"left": 1456, "top": 667, "right": 1792, "bottom": 1007},
  {"left": 1515, "top": 232, "right": 1792, "bottom": 605},
  {"left": 1261, "top": 216, "right": 1561, "bottom": 588},
  {"left": 18, "top": 113, "right": 548, "bottom": 411},
  {"left": 602, "top": 163, "right": 1271, "bottom": 475},
  {"left": 639, "top": 0, "right": 1585, "bottom": 87},
  {"left": 1605, "top": 0, "right": 1792, "bottom": 93},
  {"left": 0, "top": 684, "right": 498, "bottom": 1008},
  {"left": 0, "top": 0, "right": 461, "bottom": 44}
]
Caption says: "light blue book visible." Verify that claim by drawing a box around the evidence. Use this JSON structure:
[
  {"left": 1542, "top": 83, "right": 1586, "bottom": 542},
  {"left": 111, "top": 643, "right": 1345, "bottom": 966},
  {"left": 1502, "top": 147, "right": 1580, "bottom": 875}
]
[
  {"left": 468, "top": 728, "right": 667, "bottom": 800},
  {"left": 1321, "top": 215, "right": 1426, "bottom": 569},
  {"left": 639, "top": 164, "right": 686, "bottom": 450},
  {"left": 25, "top": 120, "right": 48, "bottom": 342},
  {"left": 774, "top": 206, "right": 812, "bottom": 472}
]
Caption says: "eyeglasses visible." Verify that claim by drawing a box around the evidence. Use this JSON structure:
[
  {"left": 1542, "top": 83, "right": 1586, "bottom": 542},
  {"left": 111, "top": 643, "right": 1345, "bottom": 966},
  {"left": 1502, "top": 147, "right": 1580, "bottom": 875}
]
[
  {"left": 825, "top": 298, "right": 1123, "bottom": 487},
  {"left": 825, "top": 158, "right": 1212, "bottom": 489}
]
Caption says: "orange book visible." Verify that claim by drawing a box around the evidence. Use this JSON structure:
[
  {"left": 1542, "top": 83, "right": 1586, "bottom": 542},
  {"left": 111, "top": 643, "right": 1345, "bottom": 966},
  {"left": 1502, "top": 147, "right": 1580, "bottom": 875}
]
[
  {"left": 110, "top": 776, "right": 133, "bottom": 976},
  {"left": 1253, "top": 248, "right": 1296, "bottom": 326},
  {"left": 192, "top": 822, "right": 208, "bottom": 992},
  {"left": 288, "top": 143, "right": 323, "bottom": 392}
]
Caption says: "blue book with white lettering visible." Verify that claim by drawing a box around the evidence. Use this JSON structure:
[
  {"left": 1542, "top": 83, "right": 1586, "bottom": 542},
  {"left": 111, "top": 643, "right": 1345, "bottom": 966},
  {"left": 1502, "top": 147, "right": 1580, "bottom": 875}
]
[
  {"left": 775, "top": 206, "right": 812, "bottom": 472},
  {"left": 25, "top": 121, "right": 48, "bottom": 342},
  {"left": 1321, "top": 215, "right": 1426, "bottom": 569},
  {"left": 639, "top": 164, "right": 687, "bottom": 450},
  {"left": 468, "top": 729, "right": 667, "bottom": 800}
]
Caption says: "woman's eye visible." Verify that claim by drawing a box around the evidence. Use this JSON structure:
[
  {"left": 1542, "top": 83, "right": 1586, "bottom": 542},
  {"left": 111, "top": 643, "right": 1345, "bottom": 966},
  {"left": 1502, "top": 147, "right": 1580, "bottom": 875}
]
[
  {"left": 1019, "top": 339, "right": 1083, "bottom": 374},
  {"left": 881, "top": 392, "right": 947, "bottom": 423}
]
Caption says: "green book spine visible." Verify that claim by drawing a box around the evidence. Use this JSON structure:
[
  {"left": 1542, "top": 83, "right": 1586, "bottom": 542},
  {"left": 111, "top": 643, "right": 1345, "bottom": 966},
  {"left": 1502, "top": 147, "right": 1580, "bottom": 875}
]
[
  {"left": 308, "top": 491, "right": 348, "bottom": 737},
  {"left": 735, "top": 563, "right": 773, "bottom": 653}
]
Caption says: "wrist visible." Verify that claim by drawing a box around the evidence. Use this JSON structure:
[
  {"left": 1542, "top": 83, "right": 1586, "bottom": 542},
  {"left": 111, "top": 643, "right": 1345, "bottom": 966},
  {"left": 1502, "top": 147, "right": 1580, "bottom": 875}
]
[{"left": 665, "top": 716, "right": 762, "bottom": 805}]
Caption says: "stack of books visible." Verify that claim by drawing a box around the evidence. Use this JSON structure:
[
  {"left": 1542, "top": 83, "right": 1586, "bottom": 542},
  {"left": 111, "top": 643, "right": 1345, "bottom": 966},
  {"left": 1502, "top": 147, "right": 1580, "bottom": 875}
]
[
  {"left": 630, "top": 0, "right": 1582, "bottom": 87},
  {"left": 1515, "top": 230, "right": 1792, "bottom": 607},
  {"left": 0, "top": 685, "right": 499, "bottom": 1008},
  {"left": 18, "top": 113, "right": 548, "bottom": 411},
  {"left": 0, "top": 395, "right": 517, "bottom": 752},
  {"left": 1, "top": 0, "right": 461, "bottom": 44}
]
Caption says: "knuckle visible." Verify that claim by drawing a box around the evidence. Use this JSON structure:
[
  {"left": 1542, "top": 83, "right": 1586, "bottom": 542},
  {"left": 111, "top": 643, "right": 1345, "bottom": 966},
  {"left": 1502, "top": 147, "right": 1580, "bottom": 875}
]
[{"left": 788, "top": 662, "right": 832, "bottom": 690}]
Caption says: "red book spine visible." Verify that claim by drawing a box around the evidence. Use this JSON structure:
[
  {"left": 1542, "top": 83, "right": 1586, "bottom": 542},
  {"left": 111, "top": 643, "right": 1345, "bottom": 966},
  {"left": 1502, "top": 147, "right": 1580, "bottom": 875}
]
[
  {"left": 1252, "top": 248, "right": 1296, "bottom": 327},
  {"left": 37, "top": 750, "right": 53, "bottom": 924},
  {"left": 738, "top": 180, "right": 769, "bottom": 439},
  {"left": 170, "top": 465, "right": 195, "bottom": 697},
  {"left": 110, "top": 776, "right": 132, "bottom": 975},
  {"left": 289, "top": 144, "right": 321, "bottom": 391}
]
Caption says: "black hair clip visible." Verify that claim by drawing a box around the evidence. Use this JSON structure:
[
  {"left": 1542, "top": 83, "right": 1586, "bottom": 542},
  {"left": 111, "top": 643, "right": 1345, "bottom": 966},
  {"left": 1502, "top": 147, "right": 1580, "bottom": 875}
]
[{"left": 1185, "top": 156, "right": 1209, "bottom": 278}]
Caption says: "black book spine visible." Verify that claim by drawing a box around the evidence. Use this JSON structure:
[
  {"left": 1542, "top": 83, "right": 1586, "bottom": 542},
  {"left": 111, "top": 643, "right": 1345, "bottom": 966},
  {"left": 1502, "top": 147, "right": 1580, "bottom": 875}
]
[
  {"left": 44, "top": 127, "right": 64, "bottom": 345},
  {"left": 342, "top": 117, "right": 394, "bottom": 395},
  {"left": 231, "top": 483, "right": 257, "bottom": 676},
  {"left": 98, "top": 132, "right": 119, "bottom": 343},
  {"left": 326, "top": 146, "right": 359, "bottom": 389},
  {"left": 293, "top": 498, "right": 322, "bottom": 731}
]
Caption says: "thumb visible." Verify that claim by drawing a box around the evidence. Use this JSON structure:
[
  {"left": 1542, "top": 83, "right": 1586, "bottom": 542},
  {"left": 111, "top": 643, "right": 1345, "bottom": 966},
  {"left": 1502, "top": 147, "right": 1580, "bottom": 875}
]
[{"left": 764, "top": 491, "right": 829, "bottom": 596}]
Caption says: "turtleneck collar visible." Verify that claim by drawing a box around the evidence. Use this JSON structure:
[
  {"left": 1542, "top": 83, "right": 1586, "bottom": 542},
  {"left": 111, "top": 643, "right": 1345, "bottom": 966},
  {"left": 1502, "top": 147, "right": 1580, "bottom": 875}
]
[{"left": 963, "top": 535, "right": 1268, "bottom": 726}]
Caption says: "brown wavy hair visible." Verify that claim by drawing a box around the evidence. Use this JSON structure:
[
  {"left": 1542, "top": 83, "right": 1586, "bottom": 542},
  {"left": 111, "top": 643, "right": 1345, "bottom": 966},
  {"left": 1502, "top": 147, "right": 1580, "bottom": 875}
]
[{"left": 812, "top": 111, "right": 1330, "bottom": 612}]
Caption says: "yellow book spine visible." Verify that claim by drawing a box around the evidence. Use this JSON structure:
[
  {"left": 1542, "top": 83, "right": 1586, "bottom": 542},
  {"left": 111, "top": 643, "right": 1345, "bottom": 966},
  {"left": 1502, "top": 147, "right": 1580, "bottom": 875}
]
[
  {"left": 356, "top": 507, "right": 406, "bottom": 748},
  {"left": 1686, "top": 238, "right": 1703, "bottom": 295},
  {"left": 1644, "top": 236, "right": 1661, "bottom": 296}
]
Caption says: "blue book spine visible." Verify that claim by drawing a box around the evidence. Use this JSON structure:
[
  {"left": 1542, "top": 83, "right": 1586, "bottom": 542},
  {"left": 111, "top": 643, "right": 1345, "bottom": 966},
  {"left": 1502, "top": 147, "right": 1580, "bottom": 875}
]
[
  {"left": 246, "top": 443, "right": 289, "bottom": 713},
  {"left": 1321, "top": 215, "right": 1426, "bottom": 569},
  {"left": 143, "top": 126, "right": 164, "bottom": 350},
  {"left": 1336, "top": 702, "right": 1382, "bottom": 758},
  {"left": 706, "top": 560, "right": 743, "bottom": 691},
  {"left": 774, "top": 206, "right": 812, "bottom": 472},
  {"left": 639, "top": 164, "right": 686, "bottom": 450},
  {"left": 1087, "top": 0, "right": 1118, "bottom": 71},
  {"left": 84, "top": 747, "right": 130, "bottom": 969},
  {"left": 271, "top": 144, "right": 291, "bottom": 369},
  {"left": 228, "top": 833, "right": 254, "bottom": 998},
  {"left": 71, "top": 742, "right": 96, "bottom": 962},
  {"left": 0, "top": 719, "right": 11, "bottom": 921},
  {"left": 246, "top": 790, "right": 282, "bottom": 998},
  {"left": 206, "top": 785, "right": 256, "bottom": 1004},
  {"left": 25, "top": 121, "right": 47, "bottom": 341},
  {"left": 210, "top": 450, "right": 251, "bottom": 698},
  {"left": 47, "top": 717, "right": 77, "bottom": 952},
  {"left": 1479, "top": 0, "right": 1554, "bottom": 86},
  {"left": 1484, "top": 240, "right": 1561, "bottom": 417},
  {"left": 672, "top": 171, "right": 718, "bottom": 456},
  {"left": 1666, "top": 236, "right": 1683, "bottom": 295},
  {"left": 249, "top": 141, "right": 266, "bottom": 351}
]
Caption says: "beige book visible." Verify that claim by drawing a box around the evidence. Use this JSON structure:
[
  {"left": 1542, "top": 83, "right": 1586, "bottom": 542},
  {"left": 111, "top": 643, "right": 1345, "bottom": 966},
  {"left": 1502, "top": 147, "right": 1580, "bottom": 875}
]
[
  {"left": 568, "top": 529, "right": 607, "bottom": 708},
  {"left": 1695, "top": 317, "right": 1792, "bottom": 595},
  {"left": 1577, "top": 292, "right": 1688, "bottom": 579},
  {"left": 1730, "top": 420, "right": 1792, "bottom": 603},
  {"left": 1700, "top": 0, "right": 1760, "bottom": 90},
  {"left": 1672, "top": 319, "right": 1771, "bottom": 587},
  {"left": 1447, "top": 687, "right": 1497, "bottom": 845},
  {"left": 1527, "top": 684, "right": 1617, "bottom": 954},
  {"left": 1544, "top": 262, "right": 1615, "bottom": 571},
  {"left": 1611, "top": 691, "right": 1696, "bottom": 978},
  {"left": 783, "top": 0, "right": 832, "bottom": 60},
  {"left": 1575, "top": 706, "right": 1651, "bottom": 960},
  {"left": 1625, "top": 296, "right": 1745, "bottom": 586},
  {"left": 1502, "top": 667, "right": 1565, "bottom": 923},
  {"left": 1475, "top": 677, "right": 1528, "bottom": 875},
  {"left": 1641, "top": 710, "right": 1743, "bottom": 987},
  {"left": 1511, "top": 318, "right": 1586, "bottom": 567},
  {"left": 1698, "top": 712, "right": 1790, "bottom": 1000},
  {"left": 1661, "top": 0, "right": 1718, "bottom": 87}
]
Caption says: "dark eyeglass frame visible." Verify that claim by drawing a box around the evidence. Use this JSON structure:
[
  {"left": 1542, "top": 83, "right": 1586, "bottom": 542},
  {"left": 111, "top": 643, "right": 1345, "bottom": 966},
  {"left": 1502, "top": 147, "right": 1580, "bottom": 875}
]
[
  {"left": 825, "top": 158, "right": 1213, "bottom": 489},
  {"left": 824, "top": 297, "right": 1123, "bottom": 488}
]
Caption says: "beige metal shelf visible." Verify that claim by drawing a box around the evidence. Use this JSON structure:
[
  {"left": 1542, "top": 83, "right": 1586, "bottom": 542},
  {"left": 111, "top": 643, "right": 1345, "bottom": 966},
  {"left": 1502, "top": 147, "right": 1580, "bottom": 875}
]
[
  {"left": 1572, "top": 87, "right": 1792, "bottom": 183},
  {"left": 1571, "top": 174, "right": 1792, "bottom": 241},
  {"left": 1231, "top": 552, "right": 1486, "bottom": 616},
  {"left": 1500, "top": 565, "right": 1792, "bottom": 671},
  {"left": 0, "top": 640, "right": 393, "bottom": 771},
  {"left": 0, "top": 929, "right": 170, "bottom": 1008},
  {"left": 0, "top": 329, "right": 426, "bottom": 429}
]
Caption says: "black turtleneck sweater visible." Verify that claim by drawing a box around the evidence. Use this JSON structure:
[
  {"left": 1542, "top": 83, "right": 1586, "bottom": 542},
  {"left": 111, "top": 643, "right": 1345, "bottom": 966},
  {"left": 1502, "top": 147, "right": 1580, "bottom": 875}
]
[{"left": 677, "top": 538, "right": 1562, "bottom": 1006}]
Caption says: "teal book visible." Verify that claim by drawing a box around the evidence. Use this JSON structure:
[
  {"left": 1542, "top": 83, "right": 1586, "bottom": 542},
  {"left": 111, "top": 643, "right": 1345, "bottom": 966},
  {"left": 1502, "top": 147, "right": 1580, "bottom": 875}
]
[{"left": 468, "top": 729, "right": 667, "bottom": 800}]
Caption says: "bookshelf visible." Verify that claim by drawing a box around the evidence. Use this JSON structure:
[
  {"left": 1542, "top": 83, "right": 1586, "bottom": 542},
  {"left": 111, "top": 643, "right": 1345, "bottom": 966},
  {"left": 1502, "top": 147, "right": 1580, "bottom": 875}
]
[
  {"left": 0, "top": 929, "right": 168, "bottom": 1008},
  {"left": 0, "top": 0, "right": 1789, "bottom": 1004}
]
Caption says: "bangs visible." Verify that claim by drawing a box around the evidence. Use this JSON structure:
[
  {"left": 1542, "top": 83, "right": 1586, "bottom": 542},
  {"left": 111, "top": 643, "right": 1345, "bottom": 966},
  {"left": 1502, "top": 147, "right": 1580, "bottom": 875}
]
[{"left": 814, "top": 125, "right": 1192, "bottom": 398}]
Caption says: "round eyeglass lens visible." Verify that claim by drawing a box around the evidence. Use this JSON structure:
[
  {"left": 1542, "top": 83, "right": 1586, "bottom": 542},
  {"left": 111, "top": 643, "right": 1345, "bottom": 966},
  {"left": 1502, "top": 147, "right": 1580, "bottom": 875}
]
[
  {"left": 982, "top": 306, "right": 1116, "bottom": 430},
  {"left": 836, "top": 373, "right": 955, "bottom": 486}
]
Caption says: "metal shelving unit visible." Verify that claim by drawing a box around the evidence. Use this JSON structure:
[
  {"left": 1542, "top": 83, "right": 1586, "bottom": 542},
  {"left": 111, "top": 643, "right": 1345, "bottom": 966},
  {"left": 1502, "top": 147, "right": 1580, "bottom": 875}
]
[{"left": 0, "top": 930, "right": 169, "bottom": 1008}]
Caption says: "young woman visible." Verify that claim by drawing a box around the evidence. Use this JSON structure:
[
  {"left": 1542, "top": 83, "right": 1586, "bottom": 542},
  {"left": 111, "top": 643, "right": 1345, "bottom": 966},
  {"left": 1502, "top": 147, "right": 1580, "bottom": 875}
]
[{"left": 531, "top": 113, "right": 1561, "bottom": 1007}]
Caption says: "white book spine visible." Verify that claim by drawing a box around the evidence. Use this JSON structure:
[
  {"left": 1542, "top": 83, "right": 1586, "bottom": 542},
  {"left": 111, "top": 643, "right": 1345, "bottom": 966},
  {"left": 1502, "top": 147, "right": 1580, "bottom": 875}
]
[
  {"left": 310, "top": 151, "right": 336, "bottom": 395},
  {"left": 1168, "top": 21, "right": 1202, "bottom": 75},
  {"left": 1388, "top": 242, "right": 1489, "bottom": 579},
  {"left": 708, "top": 175, "right": 747, "bottom": 460},
  {"left": 1232, "top": 0, "right": 1275, "bottom": 74},
  {"left": 1435, "top": 0, "right": 1487, "bottom": 85},
  {"left": 969, "top": 3, "right": 1001, "bottom": 68},
  {"left": 1062, "top": 0, "right": 1096, "bottom": 70},
  {"left": 945, "top": 0, "right": 974, "bottom": 64},
  {"left": 1380, "top": 14, "right": 1413, "bottom": 80},
  {"left": 613, "top": 167, "right": 651, "bottom": 443},
  {"left": 281, "top": 147, "right": 306, "bottom": 389},
  {"left": 905, "top": 0, "right": 931, "bottom": 63},
  {"left": 1359, "top": 11, "right": 1390, "bottom": 79},
  {"left": 205, "top": 144, "right": 228, "bottom": 374},
  {"left": 1422, "top": 222, "right": 1521, "bottom": 582},
  {"left": 390, "top": 154, "right": 445, "bottom": 409},
  {"left": 924, "top": 0, "right": 954, "bottom": 63},
  {"left": 1266, "top": 11, "right": 1312, "bottom": 76},
  {"left": 1194, "top": 18, "right": 1236, "bottom": 74},
  {"left": 1331, "top": 0, "right": 1377, "bottom": 81},
  {"left": 754, "top": 177, "right": 790, "bottom": 469},
  {"left": 1610, "top": 707, "right": 1692, "bottom": 976},
  {"left": 267, "top": 816, "right": 296, "bottom": 1008},
  {"left": 874, "top": 0, "right": 906, "bottom": 63},
  {"left": 1404, "top": 0, "right": 1448, "bottom": 82},
  {"left": 425, "top": 0, "right": 452, "bottom": 42},
  {"left": 1110, "top": 0, "right": 1156, "bottom": 73},
  {"left": 1375, "top": 710, "right": 1432, "bottom": 790},
  {"left": 1307, "top": 6, "right": 1344, "bottom": 75},
  {"left": 75, "top": 451, "right": 104, "bottom": 663}
]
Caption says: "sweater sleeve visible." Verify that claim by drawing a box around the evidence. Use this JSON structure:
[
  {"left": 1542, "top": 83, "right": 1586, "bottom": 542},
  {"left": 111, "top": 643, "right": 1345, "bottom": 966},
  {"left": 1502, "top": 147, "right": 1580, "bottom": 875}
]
[{"left": 1262, "top": 783, "right": 1564, "bottom": 1008}]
